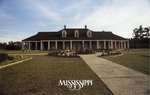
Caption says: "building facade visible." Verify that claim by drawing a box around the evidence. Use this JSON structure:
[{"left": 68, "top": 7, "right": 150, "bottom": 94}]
[{"left": 22, "top": 25, "right": 129, "bottom": 50}]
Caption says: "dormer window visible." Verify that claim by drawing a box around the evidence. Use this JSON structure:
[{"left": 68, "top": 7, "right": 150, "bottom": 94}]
[
  {"left": 74, "top": 30, "right": 79, "bottom": 37},
  {"left": 87, "top": 30, "right": 92, "bottom": 37},
  {"left": 62, "top": 30, "right": 67, "bottom": 37}
]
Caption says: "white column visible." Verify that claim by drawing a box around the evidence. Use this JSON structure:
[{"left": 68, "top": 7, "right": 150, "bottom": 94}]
[
  {"left": 119, "top": 41, "right": 120, "bottom": 49},
  {"left": 97, "top": 40, "right": 99, "bottom": 49},
  {"left": 108, "top": 41, "right": 110, "bottom": 49},
  {"left": 22, "top": 41, "right": 24, "bottom": 50},
  {"left": 124, "top": 41, "right": 126, "bottom": 49},
  {"left": 104, "top": 41, "right": 106, "bottom": 49},
  {"left": 55, "top": 41, "right": 57, "bottom": 49},
  {"left": 108, "top": 41, "right": 111, "bottom": 49},
  {"left": 115, "top": 41, "right": 117, "bottom": 49},
  {"left": 121, "top": 41, "right": 123, "bottom": 49},
  {"left": 70, "top": 41, "right": 72, "bottom": 50},
  {"left": 111, "top": 40, "right": 113, "bottom": 49},
  {"left": 48, "top": 41, "right": 50, "bottom": 50},
  {"left": 40, "top": 41, "right": 43, "bottom": 50},
  {"left": 26, "top": 42, "right": 27, "bottom": 50},
  {"left": 63, "top": 41, "right": 65, "bottom": 49},
  {"left": 25, "top": 42, "right": 27, "bottom": 50},
  {"left": 127, "top": 40, "right": 129, "bottom": 49},
  {"left": 35, "top": 42, "right": 37, "bottom": 50},
  {"left": 99, "top": 41, "right": 101, "bottom": 49},
  {"left": 122, "top": 41, "right": 124, "bottom": 49},
  {"left": 89, "top": 41, "right": 92, "bottom": 49},
  {"left": 120, "top": 42, "right": 122, "bottom": 49},
  {"left": 29, "top": 42, "right": 31, "bottom": 50},
  {"left": 82, "top": 40, "right": 84, "bottom": 48},
  {"left": 119, "top": 41, "right": 121, "bottom": 49}
]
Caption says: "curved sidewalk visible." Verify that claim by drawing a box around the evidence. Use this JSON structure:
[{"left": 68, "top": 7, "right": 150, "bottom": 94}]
[{"left": 80, "top": 54, "right": 150, "bottom": 95}]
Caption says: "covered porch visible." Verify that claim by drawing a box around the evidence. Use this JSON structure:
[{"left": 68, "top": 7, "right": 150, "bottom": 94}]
[{"left": 22, "top": 40, "right": 129, "bottom": 50}]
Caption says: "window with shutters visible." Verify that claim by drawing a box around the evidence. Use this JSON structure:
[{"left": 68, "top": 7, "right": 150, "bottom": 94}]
[
  {"left": 62, "top": 30, "right": 67, "bottom": 37},
  {"left": 74, "top": 30, "right": 79, "bottom": 37},
  {"left": 87, "top": 30, "right": 92, "bottom": 37}
]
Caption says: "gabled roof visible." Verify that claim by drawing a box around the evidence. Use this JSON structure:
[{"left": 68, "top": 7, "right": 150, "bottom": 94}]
[
  {"left": 22, "top": 28, "right": 127, "bottom": 41},
  {"left": 92, "top": 32, "right": 126, "bottom": 40}
]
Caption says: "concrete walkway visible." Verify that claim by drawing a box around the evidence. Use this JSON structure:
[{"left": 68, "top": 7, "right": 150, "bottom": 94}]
[{"left": 80, "top": 54, "right": 150, "bottom": 95}]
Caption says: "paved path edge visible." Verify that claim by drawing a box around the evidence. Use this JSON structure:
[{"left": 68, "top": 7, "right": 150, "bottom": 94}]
[{"left": 0, "top": 57, "right": 32, "bottom": 69}]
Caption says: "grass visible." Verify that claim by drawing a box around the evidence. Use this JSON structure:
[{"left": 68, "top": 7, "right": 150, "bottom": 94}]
[
  {"left": 103, "top": 49, "right": 149, "bottom": 75},
  {"left": 0, "top": 55, "right": 113, "bottom": 95},
  {"left": 0, "top": 50, "right": 49, "bottom": 54}
]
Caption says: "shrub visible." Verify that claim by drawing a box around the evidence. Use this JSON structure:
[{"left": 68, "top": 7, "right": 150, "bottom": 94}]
[
  {"left": 69, "top": 53, "right": 78, "bottom": 57},
  {"left": 116, "top": 51, "right": 122, "bottom": 55},
  {"left": 48, "top": 50, "right": 78, "bottom": 57},
  {"left": 48, "top": 51, "right": 60, "bottom": 56},
  {"left": 100, "top": 50, "right": 122, "bottom": 57},
  {"left": 0, "top": 53, "right": 14, "bottom": 63}
]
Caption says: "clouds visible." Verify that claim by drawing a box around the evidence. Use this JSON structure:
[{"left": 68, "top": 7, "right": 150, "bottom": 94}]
[
  {"left": 0, "top": 11, "right": 15, "bottom": 21},
  {"left": 32, "top": 2, "right": 62, "bottom": 22},
  {"left": 19, "top": 0, "right": 65, "bottom": 30},
  {"left": 0, "top": 29, "right": 26, "bottom": 42},
  {"left": 0, "top": 0, "right": 150, "bottom": 42},
  {"left": 38, "top": 5, "right": 62, "bottom": 22},
  {"left": 69, "top": 0, "right": 150, "bottom": 38},
  {"left": 63, "top": 0, "right": 92, "bottom": 12}
]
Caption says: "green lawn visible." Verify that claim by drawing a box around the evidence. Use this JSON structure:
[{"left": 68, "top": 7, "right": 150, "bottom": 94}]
[
  {"left": 103, "top": 49, "right": 149, "bottom": 75},
  {"left": 0, "top": 55, "right": 113, "bottom": 95}
]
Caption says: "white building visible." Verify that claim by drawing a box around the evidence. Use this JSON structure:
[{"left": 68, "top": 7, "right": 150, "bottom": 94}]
[{"left": 22, "top": 25, "right": 129, "bottom": 50}]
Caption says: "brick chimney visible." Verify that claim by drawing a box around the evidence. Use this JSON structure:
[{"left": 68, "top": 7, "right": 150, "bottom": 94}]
[
  {"left": 85, "top": 25, "right": 87, "bottom": 29},
  {"left": 64, "top": 25, "right": 66, "bottom": 29}
]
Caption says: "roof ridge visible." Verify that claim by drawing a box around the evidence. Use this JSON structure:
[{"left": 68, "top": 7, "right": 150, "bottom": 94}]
[
  {"left": 38, "top": 31, "right": 57, "bottom": 33},
  {"left": 94, "top": 31, "right": 112, "bottom": 33},
  {"left": 65, "top": 28, "right": 88, "bottom": 29}
]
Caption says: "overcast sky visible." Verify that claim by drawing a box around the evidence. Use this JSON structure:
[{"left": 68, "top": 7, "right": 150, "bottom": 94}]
[{"left": 0, "top": 0, "right": 150, "bottom": 42}]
